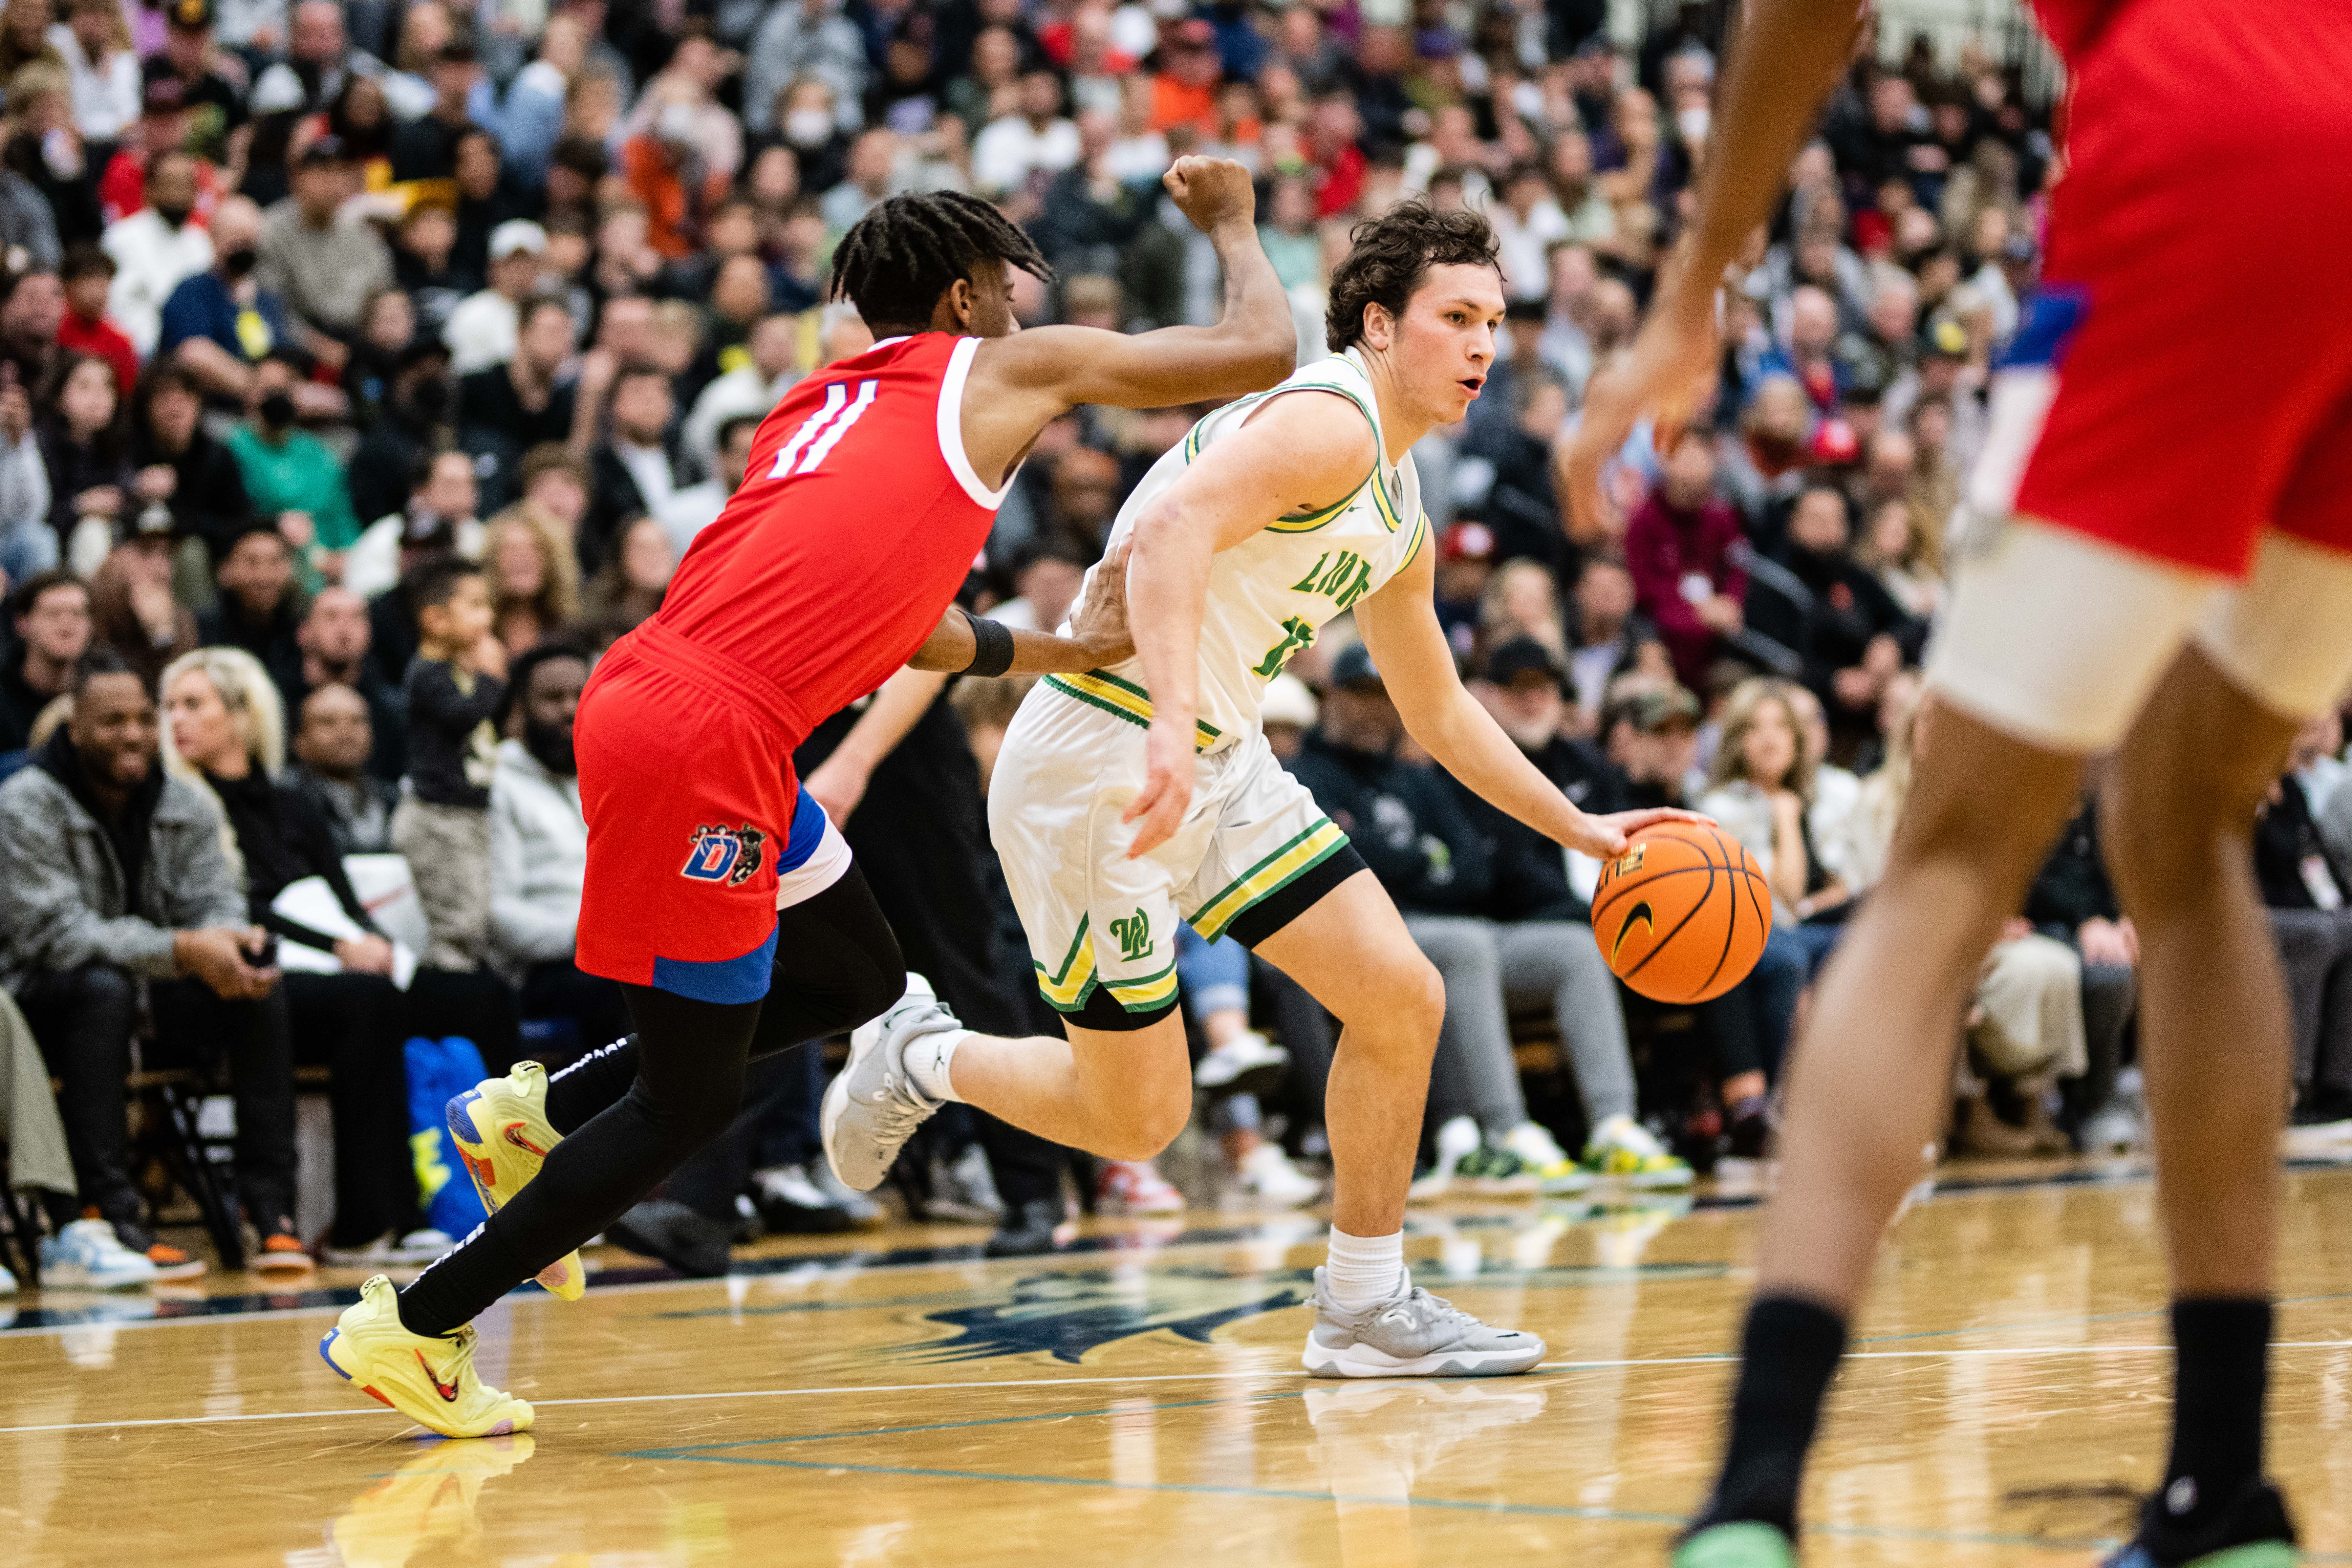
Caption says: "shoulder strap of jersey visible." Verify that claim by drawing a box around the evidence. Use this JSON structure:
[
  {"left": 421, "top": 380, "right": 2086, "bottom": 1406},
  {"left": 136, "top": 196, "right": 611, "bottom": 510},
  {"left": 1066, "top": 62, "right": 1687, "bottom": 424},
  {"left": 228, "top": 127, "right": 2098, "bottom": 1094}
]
[{"left": 1182, "top": 351, "right": 1390, "bottom": 535}]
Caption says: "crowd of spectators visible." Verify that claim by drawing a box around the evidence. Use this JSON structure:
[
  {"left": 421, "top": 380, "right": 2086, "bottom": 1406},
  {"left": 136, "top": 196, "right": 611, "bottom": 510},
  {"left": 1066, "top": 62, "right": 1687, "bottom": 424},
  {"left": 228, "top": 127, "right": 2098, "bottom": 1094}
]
[{"left": 0, "top": 0, "right": 2338, "bottom": 1291}]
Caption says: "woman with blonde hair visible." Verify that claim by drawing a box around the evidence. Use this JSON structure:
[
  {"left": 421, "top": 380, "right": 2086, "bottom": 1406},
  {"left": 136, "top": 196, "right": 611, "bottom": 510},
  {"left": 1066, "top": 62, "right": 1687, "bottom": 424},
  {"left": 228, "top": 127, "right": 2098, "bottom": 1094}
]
[
  {"left": 1853, "top": 495, "right": 1944, "bottom": 624},
  {"left": 1701, "top": 678, "right": 1852, "bottom": 943},
  {"left": 482, "top": 504, "right": 579, "bottom": 656},
  {"left": 160, "top": 648, "right": 515, "bottom": 1265},
  {"left": 1680, "top": 678, "right": 1820, "bottom": 1155}
]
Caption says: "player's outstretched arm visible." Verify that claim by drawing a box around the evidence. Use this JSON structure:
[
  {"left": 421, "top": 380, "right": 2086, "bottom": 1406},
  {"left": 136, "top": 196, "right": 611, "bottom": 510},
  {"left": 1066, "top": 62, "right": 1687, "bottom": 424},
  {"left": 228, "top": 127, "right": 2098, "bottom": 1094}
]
[
  {"left": 1565, "top": 0, "right": 1865, "bottom": 538},
  {"left": 904, "top": 547, "right": 1138, "bottom": 676},
  {"left": 1359, "top": 540, "right": 1704, "bottom": 858},
  {"left": 968, "top": 157, "right": 1294, "bottom": 423}
]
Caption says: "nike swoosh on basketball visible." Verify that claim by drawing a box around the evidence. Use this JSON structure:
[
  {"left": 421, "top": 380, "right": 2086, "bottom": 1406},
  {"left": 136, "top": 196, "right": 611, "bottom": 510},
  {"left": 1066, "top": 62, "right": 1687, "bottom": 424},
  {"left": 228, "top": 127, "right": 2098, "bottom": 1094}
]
[
  {"left": 415, "top": 1350, "right": 461, "bottom": 1402},
  {"left": 1612, "top": 902, "right": 1655, "bottom": 963}
]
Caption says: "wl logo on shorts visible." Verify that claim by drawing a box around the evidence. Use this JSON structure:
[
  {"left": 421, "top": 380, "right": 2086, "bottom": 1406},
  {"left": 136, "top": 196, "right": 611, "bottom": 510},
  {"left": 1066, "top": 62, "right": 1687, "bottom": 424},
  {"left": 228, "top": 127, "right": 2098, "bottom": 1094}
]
[
  {"left": 1109, "top": 907, "right": 1154, "bottom": 962},
  {"left": 680, "top": 823, "right": 767, "bottom": 887}
]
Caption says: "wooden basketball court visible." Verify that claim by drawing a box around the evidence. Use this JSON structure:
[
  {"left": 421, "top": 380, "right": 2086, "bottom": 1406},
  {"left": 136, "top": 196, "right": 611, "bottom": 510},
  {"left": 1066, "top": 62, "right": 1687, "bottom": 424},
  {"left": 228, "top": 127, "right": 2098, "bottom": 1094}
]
[{"left": 7, "top": 1158, "right": 2352, "bottom": 1566}]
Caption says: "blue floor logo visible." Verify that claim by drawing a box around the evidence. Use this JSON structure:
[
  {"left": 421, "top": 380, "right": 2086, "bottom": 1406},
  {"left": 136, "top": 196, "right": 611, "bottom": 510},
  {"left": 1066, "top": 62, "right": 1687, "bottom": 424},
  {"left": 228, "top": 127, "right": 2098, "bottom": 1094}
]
[{"left": 900, "top": 1267, "right": 1311, "bottom": 1364}]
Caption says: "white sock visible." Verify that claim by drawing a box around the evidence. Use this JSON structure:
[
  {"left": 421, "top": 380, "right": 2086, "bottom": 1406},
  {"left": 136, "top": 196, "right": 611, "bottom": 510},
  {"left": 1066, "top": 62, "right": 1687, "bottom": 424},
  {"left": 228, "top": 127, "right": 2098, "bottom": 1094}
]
[
  {"left": 903, "top": 1029, "right": 970, "bottom": 1103},
  {"left": 1323, "top": 1226, "right": 1406, "bottom": 1312}
]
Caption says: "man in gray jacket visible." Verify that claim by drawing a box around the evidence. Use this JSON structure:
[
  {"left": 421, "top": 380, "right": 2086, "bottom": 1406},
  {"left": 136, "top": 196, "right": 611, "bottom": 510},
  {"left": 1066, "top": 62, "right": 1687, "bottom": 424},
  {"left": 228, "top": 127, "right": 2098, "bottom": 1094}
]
[{"left": 0, "top": 649, "right": 301, "bottom": 1272}]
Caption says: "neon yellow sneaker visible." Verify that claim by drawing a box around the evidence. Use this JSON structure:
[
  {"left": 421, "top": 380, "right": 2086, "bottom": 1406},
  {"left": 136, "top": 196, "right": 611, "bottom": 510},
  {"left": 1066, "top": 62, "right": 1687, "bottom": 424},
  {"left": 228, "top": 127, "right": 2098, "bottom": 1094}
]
[
  {"left": 1584, "top": 1113, "right": 1695, "bottom": 1188},
  {"left": 447, "top": 1061, "right": 585, "bottom": 1300},
  {"left": 319, "top": 1276, "right": 534, "bottom": 1438}
]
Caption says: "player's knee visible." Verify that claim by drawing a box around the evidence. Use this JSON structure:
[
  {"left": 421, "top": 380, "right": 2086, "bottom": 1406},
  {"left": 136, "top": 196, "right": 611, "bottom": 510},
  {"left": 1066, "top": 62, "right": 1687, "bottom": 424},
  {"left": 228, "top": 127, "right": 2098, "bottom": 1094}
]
[
  {"left": 1380, "top": 957, "right": 1447, "bottom": 1047},
  {"left": 2102, "top": 773, "right": 2249, "bottom": 913}
]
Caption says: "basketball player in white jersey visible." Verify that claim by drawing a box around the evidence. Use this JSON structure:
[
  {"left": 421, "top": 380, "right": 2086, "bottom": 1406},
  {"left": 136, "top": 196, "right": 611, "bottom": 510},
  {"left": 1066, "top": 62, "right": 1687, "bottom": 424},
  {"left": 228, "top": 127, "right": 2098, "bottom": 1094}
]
[{"left": 826, "top": 202, "right": 1695, "bottom": 1377}]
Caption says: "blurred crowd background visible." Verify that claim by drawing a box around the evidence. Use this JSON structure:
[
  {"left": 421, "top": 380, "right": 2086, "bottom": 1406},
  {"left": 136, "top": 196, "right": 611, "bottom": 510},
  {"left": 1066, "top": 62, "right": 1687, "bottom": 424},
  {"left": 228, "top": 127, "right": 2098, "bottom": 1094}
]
[{"left": 8, "top": 0, "right": 2351, "bottom": 1292}]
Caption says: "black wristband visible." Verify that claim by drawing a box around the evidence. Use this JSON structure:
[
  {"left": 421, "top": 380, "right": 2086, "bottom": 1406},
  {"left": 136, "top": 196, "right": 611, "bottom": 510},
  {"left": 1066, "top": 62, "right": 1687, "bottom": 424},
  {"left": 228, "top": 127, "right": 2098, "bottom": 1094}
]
[{"left": 963, "top": 611, "right": 1015, "bottom": 678}]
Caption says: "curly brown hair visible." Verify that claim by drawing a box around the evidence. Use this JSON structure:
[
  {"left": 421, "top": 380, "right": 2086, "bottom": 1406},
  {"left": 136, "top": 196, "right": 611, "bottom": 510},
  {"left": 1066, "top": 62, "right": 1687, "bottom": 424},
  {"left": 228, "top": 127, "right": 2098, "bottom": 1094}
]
[{"left": 1323, "top": 201, "right": 1503, "bottom": 352}]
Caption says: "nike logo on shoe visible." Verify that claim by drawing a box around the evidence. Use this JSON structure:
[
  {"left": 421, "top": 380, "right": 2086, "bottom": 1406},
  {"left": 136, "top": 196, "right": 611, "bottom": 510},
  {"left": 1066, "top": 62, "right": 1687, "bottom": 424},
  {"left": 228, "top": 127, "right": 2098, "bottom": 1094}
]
[
  {"left": 415, "top": 1350, "right": 461, "bottom": 1402},
  {"left": 502, "top": 1122, "right": 550, "bottom": 1158}
]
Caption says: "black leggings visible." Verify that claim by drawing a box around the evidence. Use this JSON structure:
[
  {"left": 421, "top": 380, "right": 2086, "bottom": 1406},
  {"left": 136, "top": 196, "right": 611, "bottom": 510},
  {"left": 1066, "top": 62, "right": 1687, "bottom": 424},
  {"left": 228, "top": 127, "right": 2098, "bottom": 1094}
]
[{"left": 397, "top": 871, "right": 904, "bottom": 1336}]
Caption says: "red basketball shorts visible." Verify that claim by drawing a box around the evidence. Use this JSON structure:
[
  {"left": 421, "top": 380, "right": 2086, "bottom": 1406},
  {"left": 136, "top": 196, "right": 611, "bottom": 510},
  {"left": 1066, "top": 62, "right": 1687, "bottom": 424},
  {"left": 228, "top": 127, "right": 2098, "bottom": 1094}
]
[
  {"left": 573, "top": 634, "right": 850, "bottom": 1004},
  {"left": 1928, "top": 0, "right": 2352, "bottom": 752}
]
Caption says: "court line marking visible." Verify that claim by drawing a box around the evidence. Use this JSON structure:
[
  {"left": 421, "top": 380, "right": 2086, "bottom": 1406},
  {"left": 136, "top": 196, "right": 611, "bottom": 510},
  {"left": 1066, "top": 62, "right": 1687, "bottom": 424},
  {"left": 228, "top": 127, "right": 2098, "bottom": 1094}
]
[
  {"left": 8, "top": 1341, "right": 2352, "bottom": 1438},
  {"left": 592, "top": 1448, "right": 2352, "bottom": 1561},
  {"left": 8, "top": 1160, "right": 2351, "bottom": 1337}
]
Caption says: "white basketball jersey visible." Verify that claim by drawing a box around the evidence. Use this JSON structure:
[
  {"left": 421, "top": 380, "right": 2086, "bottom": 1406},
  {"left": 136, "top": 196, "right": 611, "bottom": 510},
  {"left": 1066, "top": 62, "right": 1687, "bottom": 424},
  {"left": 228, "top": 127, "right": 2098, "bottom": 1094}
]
[{"left": 1069, "top": 349, "right": 1429, "bottom": 752}]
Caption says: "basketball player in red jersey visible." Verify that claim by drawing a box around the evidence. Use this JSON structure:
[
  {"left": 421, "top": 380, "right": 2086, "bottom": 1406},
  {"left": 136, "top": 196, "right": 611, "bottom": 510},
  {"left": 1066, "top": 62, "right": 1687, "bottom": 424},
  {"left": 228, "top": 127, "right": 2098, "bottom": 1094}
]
[
  {"left": 1568, "top": 3, "right": 2352, "bottom": 1565},
  {"left": 317, "top": 158, "right": 1298, "bottom": 1435}
]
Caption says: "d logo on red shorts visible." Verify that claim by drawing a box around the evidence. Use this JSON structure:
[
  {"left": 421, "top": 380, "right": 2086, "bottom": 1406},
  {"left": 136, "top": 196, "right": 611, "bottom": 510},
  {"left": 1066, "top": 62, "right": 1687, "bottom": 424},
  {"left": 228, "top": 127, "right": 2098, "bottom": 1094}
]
[
  {"left": 681, "top": 824, "right": 744, "bottom": 883},
  {"left": 680, "top": 823, "right": 768, "bottom": 886}
]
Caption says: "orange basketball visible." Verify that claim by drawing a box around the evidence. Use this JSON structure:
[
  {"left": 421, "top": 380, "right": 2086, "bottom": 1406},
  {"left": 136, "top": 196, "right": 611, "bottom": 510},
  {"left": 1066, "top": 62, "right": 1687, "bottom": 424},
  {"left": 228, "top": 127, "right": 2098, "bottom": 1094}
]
[{"left": 1590, "top": 821, "right": 1772, "bottom": 1004}]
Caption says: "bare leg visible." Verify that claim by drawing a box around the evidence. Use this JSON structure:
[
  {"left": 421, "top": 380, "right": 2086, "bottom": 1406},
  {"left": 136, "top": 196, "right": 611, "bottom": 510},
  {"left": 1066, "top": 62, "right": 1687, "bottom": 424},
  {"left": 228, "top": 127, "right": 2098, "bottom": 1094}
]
[
  {"left": 944, "top": 873, "right": 1439, "bottom": 1234},
  {"left": 946, "top": 1011, "right": 1195, "bottom": 1162},
  {"left": 1757, "top": 702, "right": 2085, "bottom": 1306},
  {"left": 1686, "top": 699, "right": 2086, "bottom": 1540},
  {"left": 2102, "top": 649, "right": 2297, "bottom": 1297},
  {"left": 2095, "top": 649, "right": 2301, "bottom": 1555}
]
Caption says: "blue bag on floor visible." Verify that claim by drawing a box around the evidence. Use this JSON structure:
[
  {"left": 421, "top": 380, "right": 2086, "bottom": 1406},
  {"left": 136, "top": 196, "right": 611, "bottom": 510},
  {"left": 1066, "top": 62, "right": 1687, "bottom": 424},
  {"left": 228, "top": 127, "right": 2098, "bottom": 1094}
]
[{"left": 406, "top": 1036, "right": 492, "bottom": 1238}]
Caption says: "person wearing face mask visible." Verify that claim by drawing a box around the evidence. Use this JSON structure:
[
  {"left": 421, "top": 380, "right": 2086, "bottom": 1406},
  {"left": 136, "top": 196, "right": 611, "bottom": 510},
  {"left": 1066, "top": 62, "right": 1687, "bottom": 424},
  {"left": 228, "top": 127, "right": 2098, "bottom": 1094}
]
[
  {"left": 224, "top": 351, "right": 361, "bottom": 588},
  {"left": 485, "top": 641, "right": 632, "bottom": 1052},
  {"left": 157, "top": 194, "right": 296, "bottom": 403}
]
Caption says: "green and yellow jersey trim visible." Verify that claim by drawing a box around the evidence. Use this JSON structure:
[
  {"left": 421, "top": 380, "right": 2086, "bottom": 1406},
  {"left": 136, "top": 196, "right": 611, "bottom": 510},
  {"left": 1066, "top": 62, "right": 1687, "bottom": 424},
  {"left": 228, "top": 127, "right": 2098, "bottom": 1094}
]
[
  {"left": 1190, "top": 818, "right": 1351, "bottom": 942},
  {"left": 1043, "top": 670, "right": 1224, "bottom": 752},
  {"left": 1031, "top": 918, "right": 1182, "bottom": 1014},
  {"left": 1103, "top": 956, "right": 1180, "bottom": 1010},
  {"left": 1397, "top": 509, "right": 1430, "bottom": 569},
  {"left": 1033, "top": 916, "right": 1100, "bottom": 1012},
  {"left": 1182, "top": 375, "right": 1399, "bottom": 535}
]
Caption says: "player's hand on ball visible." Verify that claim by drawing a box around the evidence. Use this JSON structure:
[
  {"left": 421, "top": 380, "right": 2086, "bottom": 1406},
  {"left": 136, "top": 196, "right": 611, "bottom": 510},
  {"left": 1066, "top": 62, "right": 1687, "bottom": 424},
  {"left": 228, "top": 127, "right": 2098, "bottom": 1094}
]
[
  {"left": 1569, "top": 807, "right": 1712, "bottom": 859},
  {"left": 1163, "top": 156, "right": 1256, "bottom": 232},
  {"left": 1123, "top": 715, "right": 1196, "bottom": 858}
]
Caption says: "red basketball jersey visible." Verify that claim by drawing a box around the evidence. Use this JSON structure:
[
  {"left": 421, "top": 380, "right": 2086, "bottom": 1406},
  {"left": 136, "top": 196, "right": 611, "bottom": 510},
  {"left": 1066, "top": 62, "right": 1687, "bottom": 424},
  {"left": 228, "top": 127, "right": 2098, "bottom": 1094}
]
[{"left": 641, "top": 331, "right": 1012, "bottom": 739}]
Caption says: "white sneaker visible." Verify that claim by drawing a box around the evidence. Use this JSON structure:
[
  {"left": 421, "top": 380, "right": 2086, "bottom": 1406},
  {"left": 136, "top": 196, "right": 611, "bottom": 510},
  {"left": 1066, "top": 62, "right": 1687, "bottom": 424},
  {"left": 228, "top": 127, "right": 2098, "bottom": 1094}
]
[
  {"left": 1231, "top": 1142, "right": 1321, "bottom": 1207},
  {"left": 1096, "top": 1159, "right": 1186, "bottom": 1216},
  {"left": 1194, "top": 1030, "right": 1289, "bottom": 1096},
  {"left": 1500, "top": 1122, "right": 1595, "bottom": 1195},
  {"left": 40, "top": 1219, "right": 158, "bottom": 1289},
  {"left": 0, "top": 1260, "right": 16, "bottom": 1294},
  {"left": 1300, "top": 1266, "right": 1546, "bottom": 1377},
  {"left": 822, "top": 973, "right": 958, "bottom": 1191}
]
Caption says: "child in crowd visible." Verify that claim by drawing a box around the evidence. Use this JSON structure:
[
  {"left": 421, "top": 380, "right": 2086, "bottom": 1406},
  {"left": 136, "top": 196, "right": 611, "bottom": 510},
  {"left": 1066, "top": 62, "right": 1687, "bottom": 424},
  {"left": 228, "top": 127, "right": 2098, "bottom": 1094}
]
[{"left": 391, "top": 556, "right": 506, "bottom": 969}]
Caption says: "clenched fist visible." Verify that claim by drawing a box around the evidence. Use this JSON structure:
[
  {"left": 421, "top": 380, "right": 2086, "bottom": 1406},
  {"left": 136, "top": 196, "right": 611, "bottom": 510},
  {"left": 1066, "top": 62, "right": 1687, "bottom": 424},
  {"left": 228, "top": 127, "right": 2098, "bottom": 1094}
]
[{"left": 1162, "top": 156, "right": 1256, "bottom": 234}]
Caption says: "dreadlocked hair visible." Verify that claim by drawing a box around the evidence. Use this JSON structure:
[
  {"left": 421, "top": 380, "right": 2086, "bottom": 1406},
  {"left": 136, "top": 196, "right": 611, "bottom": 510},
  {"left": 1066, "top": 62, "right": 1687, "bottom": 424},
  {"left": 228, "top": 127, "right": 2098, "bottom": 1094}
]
[{"left": 828, "top": 190, "right": 1056, "bottom": 331}]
